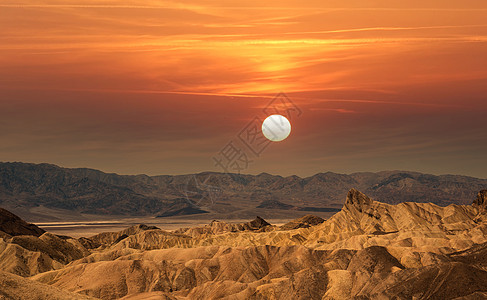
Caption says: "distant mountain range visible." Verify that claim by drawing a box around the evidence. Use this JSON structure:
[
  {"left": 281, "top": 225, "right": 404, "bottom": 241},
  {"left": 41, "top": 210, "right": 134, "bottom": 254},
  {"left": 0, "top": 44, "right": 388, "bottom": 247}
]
[{"left": 0, "top": 162, "right": 486, "bottom": 220}]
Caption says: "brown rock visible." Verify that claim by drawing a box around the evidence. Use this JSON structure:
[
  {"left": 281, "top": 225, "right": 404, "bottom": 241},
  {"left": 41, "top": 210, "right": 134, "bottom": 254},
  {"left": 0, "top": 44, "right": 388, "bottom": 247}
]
[
  {"left": 0, "top": 207, "right": 45, "bottom": 237},
  {"left": 344, "top": 188, "right": 373, "bottom": 212},
  {"left": 0, "top": 270, "right": 95, "bottom": 299},
  {"left": 280, "top": 215, "right": 325, "bottom": 230},
  {"left": 473, "top": 190, "right": 487, "bottom": 209}
]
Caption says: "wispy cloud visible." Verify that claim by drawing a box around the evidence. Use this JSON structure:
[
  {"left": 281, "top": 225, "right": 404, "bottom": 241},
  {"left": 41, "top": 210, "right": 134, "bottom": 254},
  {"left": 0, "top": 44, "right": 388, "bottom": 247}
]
[{"left": 1, "top": 0, "right": 486, "bottom": 176}]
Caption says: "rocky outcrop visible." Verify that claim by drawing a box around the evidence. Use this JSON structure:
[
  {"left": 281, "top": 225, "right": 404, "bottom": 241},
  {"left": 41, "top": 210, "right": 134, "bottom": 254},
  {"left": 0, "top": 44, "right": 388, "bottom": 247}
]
[
  {"left": 0, "top": 232, "right": 90, "bottom": 276},
  {"left": 0, "top": 207, "right": 45, "bottom": 237},
  {"left": 245, "top": 216, "right": 271, "bottom": 230},
  {"left": 0, "top": 270, "right": 95, "bottom": 300},
  {"left": 344, "top": 188, "right": 374, "bottom": 211},
  {"left": 473, "top": 190, "right": 487, "bottom": 210},
  {"left": 280, "top": 215, "right": 325, "bottom": 230},
  {"left": 82, "top": 224, "right": 160, "bottom": 249},
  {"left": 0, "top": 238, "right": 63, "bottom": 276},
  {"left": 176, "top": 217, "right": 273, "bottom": 238},
  {"left": 10, "top": 233, "right": 88, "bottom": 264},
  {"left": 0, "top": 207, "right": 89, "bottom": 277}
]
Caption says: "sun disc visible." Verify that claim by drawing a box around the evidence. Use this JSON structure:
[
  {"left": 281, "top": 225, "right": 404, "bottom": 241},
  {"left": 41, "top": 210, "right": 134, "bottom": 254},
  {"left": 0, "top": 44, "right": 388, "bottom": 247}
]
[{"left": 262, "top": 114, "right": 291, "bottom": 142}]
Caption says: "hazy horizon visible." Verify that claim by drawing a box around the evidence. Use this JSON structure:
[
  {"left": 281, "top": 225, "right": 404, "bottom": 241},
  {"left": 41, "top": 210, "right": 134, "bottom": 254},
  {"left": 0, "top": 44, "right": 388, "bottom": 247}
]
[{"left": 2, "top": 160, "right": 487, "bottom": 180}]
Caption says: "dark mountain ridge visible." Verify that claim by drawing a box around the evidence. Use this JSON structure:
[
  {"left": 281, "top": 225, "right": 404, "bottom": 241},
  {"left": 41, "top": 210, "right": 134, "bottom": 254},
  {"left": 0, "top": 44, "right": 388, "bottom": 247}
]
[
  {"left": 0, "top": 207, "right": 45, "bottom": 237},
  {"left": 1, "top": 162, "right": 486, "bottom": 218}
]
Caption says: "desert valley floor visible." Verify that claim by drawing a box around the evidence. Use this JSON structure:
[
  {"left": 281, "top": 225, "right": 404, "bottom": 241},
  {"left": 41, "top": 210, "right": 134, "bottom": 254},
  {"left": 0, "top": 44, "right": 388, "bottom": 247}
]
[{"left": 1, "top": 189, "right": 487, "bottom": 299}]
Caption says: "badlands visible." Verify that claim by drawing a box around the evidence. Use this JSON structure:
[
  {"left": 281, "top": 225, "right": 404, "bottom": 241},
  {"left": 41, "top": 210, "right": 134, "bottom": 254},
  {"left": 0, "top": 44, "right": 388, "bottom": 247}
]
[{"left": 1, "top": 189, "right": 487, "bottom": 299}]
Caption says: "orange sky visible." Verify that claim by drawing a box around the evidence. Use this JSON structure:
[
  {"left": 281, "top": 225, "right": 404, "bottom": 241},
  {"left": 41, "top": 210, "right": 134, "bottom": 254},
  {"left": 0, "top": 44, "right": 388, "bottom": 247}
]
[{"left": 1, "top": 0, "right": 486, "bottom": 177}]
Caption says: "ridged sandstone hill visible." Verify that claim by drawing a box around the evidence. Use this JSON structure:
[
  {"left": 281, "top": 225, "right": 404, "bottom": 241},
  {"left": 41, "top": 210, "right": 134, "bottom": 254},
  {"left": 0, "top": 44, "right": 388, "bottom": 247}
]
[{"left": 1, "top": 189, "right": 487, "bottom": 299}]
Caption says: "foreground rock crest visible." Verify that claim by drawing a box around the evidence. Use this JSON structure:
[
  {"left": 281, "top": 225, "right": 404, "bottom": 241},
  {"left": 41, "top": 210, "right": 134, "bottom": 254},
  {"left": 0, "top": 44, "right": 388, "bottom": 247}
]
[
  {"left": 345, "top": 188, "right": 373, "bottom": 212},
  {"left": 473, "top": 190, "right": 487, "bottom": 210}
]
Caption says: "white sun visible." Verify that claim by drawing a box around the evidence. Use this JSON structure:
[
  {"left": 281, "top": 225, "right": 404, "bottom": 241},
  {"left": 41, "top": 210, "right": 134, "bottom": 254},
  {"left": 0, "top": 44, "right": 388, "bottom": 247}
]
[{"left": 262, "top": 114, "right": 292, "bottom": 142}]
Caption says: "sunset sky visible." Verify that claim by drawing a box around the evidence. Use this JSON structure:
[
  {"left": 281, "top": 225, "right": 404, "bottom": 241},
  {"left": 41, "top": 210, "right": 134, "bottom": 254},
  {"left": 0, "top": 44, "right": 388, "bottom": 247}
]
[{"left": 1, "top": 0, "right": 487, "bottom": 177}]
